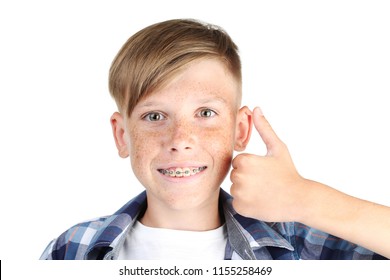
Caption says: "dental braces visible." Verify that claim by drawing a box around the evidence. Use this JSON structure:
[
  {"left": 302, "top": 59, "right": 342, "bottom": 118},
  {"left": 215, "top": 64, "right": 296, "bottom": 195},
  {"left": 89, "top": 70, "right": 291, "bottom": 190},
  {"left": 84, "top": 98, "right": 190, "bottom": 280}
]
[{"left": 159, "top": 166, "right": 207, "bottom": 176}]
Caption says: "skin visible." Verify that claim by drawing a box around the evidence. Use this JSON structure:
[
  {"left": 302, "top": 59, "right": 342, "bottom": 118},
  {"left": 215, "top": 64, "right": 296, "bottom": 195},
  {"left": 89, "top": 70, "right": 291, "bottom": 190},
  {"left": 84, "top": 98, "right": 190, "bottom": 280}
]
[
  {"left": 111, "top": 58, "right": 252, "bottom": 231},
  {"left": 231, "top": 107, "right": 390, "bottom": 258},
  {"left": 111, "top": 57, "right": 390, "bottom": 258}
]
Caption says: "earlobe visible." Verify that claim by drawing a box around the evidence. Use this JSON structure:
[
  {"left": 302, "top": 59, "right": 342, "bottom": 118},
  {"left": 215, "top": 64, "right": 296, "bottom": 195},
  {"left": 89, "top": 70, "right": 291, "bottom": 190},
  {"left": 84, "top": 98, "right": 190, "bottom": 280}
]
[
  {"left": 234, "top": 106, "right": 253, "bottom": 151},
  {"left": 110, "top": 112, "right": 129, "bottom": 158}
]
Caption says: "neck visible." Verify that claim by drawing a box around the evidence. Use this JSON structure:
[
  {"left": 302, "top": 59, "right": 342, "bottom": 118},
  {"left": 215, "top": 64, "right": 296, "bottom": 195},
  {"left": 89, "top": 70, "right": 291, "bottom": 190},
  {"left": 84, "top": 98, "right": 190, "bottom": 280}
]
[{"left": 140, "top": 192, "right": 222, "bottom": 231}]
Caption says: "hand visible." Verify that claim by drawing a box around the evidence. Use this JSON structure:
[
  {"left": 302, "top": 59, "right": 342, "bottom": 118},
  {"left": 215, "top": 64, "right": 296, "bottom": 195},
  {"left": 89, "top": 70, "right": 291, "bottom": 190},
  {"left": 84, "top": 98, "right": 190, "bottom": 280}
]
[
  {"left": 230, "top": 107, "right": 307, "bottom": 222},
  {"left": 231, "top": 108, "right": 390, "bottom": 258}
]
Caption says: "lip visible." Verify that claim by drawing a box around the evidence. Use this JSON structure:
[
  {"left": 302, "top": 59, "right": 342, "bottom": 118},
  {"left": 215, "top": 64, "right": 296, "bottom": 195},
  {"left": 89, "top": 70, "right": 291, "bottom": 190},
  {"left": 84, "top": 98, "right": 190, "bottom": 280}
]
[
  {"left": 156, "top": 162, "right": 207, "bottom": 170},
  {"left": 156, "top": 163, "right": 208, "bottom": 182}
]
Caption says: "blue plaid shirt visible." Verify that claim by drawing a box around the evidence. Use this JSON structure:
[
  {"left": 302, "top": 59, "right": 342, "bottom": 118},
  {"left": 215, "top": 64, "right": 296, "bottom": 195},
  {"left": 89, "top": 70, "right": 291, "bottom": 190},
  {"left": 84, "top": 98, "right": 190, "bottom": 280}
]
[{"left": 40, "top": 189, "right": 386, "bottom": 260}]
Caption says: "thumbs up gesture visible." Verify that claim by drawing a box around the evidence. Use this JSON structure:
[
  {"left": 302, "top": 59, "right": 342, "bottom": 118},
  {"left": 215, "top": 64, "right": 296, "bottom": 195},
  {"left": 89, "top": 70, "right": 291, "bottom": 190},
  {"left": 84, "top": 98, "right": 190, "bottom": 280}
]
[
  {"left": 230, "top": 107, "right": 307, "bottom": 222},
  {"left": 231, "top": 107, "right": 390, "bottom": 258}
]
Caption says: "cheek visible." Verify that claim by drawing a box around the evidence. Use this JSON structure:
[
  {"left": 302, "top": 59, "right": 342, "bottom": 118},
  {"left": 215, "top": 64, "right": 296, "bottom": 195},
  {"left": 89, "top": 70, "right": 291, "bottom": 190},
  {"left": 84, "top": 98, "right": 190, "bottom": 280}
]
[
  {"left": 202, "top": 124, "right": 235, "bottom": 168},
  {"left": 128, "top": 127, "right": 160, "bottom": 177}
]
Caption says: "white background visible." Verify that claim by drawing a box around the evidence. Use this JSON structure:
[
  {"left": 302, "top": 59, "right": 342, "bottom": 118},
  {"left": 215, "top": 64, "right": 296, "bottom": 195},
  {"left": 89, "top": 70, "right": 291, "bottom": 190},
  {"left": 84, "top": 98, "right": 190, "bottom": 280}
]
[{"left": 1, "top": 0, "right": 390, "bottom": 264}]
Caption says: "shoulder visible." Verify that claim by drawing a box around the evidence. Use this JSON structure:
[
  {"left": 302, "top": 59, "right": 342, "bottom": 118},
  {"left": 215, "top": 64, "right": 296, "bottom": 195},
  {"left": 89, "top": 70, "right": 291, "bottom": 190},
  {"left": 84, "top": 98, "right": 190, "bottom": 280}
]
[
  {"left": 40, "top": 191, "right": 148, "bottom": 260},
  {"left": 40, "top": 216, "right": 112, "bottom": 260}
]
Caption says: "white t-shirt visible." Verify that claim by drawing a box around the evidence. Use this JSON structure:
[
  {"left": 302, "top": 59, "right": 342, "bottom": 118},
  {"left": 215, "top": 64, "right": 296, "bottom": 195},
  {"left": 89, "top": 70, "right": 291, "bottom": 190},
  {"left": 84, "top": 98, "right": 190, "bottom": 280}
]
[{"left": 117, "top": 221, "right": 227, "bottom": 260}]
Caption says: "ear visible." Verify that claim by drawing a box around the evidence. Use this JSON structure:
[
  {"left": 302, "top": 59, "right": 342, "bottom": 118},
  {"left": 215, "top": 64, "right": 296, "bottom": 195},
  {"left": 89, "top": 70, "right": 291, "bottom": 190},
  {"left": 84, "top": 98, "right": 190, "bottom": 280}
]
[
  {"left": 234, "top": 106, "right": 253, "bottom": 151},
  {"left": 110, "top": 112, "right": 129, "bottom": 158}
]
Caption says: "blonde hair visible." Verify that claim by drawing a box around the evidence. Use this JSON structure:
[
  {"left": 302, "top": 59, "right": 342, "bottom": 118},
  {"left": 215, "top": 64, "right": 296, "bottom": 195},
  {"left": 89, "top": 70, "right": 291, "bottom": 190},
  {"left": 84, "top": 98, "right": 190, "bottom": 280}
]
[{"left": 109, "top": 19, "right": 241, "bottom": 117}]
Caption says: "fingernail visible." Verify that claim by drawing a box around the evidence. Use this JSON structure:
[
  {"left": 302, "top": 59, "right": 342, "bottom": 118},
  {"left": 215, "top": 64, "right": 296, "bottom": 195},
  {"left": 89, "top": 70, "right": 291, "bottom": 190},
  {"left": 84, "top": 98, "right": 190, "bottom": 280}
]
[{"left": 255, "top": 107, "right": 264, "bottom": 116}]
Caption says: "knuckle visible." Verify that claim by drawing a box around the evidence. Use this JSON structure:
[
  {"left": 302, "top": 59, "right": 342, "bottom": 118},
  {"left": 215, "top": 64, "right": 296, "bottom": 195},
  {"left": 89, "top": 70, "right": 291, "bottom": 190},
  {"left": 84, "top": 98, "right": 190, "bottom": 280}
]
[
  {"left": 279, "top": 140, "right": 288, "bottom": 150},
  {"left": 229, "top": 169, "right": 236, "bottom": 182},
  {"left": 230, "top": 185, "right": 237, "bottom": 197},
  {"left": 232, "top": 155, "right": 242, "bottom": 167},
  {"left": 233, "top": 153, "right": 250, "bottom": 167},
  {"left": 230, "top": 184, "right": 242, "bottom": 199},
  {"left": 232, "top": 200, "right": 249, "bottom": 217},
  {"left": 232, "top": 199, "right": 241, "bottom": 211},
  {"left": 230, "top": 168, "right": 244, "bottom": 182}
]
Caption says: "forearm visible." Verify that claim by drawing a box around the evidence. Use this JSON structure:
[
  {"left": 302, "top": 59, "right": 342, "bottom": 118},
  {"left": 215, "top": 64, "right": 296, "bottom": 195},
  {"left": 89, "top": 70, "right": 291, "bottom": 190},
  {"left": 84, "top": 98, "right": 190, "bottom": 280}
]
[
  {"left": 232, "top": 108, "right": 390, "bottom": 258},
  {"left": 298, "top": 179, "right": 390, "bottom": 259}
]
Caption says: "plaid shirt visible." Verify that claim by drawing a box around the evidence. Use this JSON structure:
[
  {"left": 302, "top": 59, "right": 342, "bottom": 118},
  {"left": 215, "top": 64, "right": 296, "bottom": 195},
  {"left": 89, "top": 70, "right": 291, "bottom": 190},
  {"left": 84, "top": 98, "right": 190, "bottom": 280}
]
[{"left": 40, "top": 189, "right": 386, "bottom": 260}]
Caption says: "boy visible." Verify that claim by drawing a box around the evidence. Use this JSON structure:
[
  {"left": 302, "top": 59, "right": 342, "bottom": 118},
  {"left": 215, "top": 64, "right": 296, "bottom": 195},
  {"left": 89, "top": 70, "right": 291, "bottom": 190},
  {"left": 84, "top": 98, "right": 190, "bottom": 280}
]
[{"left": 40, "top": 19, "right": 390, "bottom": 260}]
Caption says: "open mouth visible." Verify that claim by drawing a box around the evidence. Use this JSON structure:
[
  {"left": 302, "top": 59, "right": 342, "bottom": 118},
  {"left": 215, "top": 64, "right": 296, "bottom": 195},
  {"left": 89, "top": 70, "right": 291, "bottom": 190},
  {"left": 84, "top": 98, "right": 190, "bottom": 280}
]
[{"left": 157, "top": 166, "right": 207, "bottom": 177}]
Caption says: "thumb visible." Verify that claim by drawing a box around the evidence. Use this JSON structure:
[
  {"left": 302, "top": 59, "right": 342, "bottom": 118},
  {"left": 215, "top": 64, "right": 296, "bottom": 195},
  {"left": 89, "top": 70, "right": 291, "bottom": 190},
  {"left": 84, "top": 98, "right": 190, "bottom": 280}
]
[{"left": 253, "top": 107, "right": 283, "bottom": 156}]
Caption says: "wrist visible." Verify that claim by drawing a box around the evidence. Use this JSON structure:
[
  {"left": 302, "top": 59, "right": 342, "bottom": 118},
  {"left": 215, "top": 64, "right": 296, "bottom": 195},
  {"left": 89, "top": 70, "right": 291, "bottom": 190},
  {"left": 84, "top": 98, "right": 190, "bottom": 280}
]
[{"left": 292, "top": 178, "right": 321, "bottom": 224}]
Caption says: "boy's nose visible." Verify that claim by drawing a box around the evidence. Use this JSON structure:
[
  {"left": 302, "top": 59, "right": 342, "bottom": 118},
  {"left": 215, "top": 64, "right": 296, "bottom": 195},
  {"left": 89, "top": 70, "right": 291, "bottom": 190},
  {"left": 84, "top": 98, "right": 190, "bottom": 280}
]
[{"left": 168, "top": 122, "right": 194, "bottom": 152}]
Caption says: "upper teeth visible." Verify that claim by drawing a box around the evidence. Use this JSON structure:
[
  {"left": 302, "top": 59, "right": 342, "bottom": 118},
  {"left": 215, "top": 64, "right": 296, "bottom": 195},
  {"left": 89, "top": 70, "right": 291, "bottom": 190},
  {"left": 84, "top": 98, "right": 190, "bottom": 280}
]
[{"left": 159, "top": 166, "right": 206, "bottom": 177}]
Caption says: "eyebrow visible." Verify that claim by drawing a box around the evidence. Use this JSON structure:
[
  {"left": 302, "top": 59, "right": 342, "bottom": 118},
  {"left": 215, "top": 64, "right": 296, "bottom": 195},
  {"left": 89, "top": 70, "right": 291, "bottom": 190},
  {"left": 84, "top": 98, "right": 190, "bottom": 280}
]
[
  {"left": 138, "top": 101, "right": 162, "bottom": 108},
  {"left": 138, "top": 95, "right": 228, "bottom": 108},
  {"left": 197, "top": 96, "right": 228, "bottom": 105}
]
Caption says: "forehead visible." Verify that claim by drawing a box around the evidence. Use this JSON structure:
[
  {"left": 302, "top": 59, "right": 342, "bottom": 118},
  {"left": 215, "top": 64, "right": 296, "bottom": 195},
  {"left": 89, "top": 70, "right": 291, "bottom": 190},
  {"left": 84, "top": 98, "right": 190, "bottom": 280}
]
[{"left": 141, "top": 58, "right": 241, "bottom": 106}]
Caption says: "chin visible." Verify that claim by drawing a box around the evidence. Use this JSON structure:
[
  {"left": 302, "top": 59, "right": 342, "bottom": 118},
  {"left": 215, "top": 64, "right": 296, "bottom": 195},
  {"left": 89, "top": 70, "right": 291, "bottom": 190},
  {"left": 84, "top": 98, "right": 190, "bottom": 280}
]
[{"left": 159, "top": 187, "right": 219, "bottom": 210}]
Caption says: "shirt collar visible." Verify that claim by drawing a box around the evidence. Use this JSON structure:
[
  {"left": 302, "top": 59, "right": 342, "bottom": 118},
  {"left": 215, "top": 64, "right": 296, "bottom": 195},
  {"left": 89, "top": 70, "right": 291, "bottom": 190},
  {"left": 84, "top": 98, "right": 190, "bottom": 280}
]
[
  {"left": 85, "top": 192, "right": 147, "bottom": 259},
  {"left": 85, "top": 190, "right": 293, "bottom": 260},
  {"left": 219, "top": 189, "right": 294, "bottom": 259}
]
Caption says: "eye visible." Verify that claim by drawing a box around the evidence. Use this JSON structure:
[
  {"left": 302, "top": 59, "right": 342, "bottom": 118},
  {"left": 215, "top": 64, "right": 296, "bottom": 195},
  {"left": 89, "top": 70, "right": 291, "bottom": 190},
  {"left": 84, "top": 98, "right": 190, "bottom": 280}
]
[
  {"left": 198, "top": 108, "right": 217, "bottom": 118},
  {"left": 143, "top": 112, "right": 165, "bottom": 122}
]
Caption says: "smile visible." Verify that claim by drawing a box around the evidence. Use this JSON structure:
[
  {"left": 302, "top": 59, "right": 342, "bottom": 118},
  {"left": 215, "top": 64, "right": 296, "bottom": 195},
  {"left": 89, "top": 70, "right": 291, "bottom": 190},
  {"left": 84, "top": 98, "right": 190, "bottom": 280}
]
[{"left": 158, "top": 166, "right": 207, "bottom": 177}]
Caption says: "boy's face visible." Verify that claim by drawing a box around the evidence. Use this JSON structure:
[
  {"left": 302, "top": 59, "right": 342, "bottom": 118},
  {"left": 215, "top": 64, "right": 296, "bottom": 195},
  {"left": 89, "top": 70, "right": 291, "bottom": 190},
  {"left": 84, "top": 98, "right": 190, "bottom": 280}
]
[{"left": 111, "top": 58, "right": 252, "bottom": 215}]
